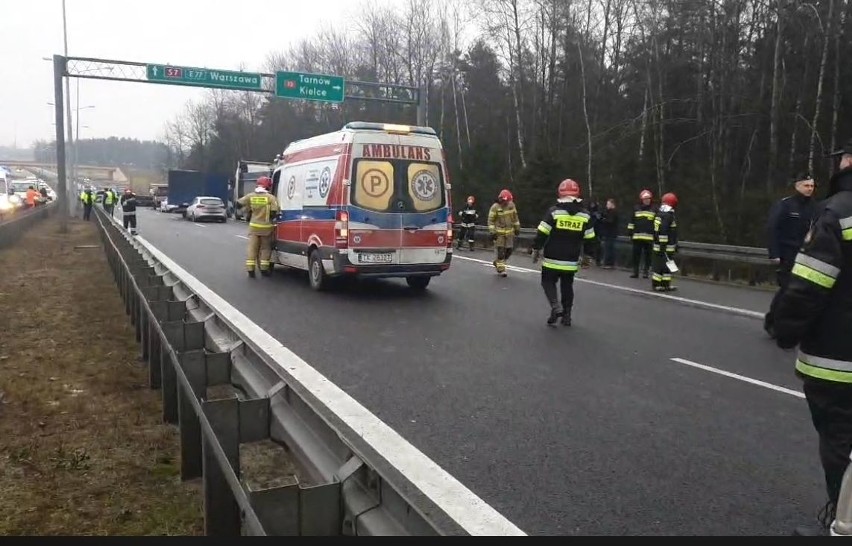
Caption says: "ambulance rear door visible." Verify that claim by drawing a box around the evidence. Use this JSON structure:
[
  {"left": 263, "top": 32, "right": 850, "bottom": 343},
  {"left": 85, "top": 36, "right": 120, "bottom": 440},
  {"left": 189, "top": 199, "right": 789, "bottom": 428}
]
[{"left": 347, "top": 138, "right": 405, "bottom": 267}]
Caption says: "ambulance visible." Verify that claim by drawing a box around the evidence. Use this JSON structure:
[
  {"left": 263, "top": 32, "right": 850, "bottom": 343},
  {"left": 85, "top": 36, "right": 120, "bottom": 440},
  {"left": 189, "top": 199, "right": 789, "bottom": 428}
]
[{"left": 269, "top": 121, "right": 453, "bottom": 291}]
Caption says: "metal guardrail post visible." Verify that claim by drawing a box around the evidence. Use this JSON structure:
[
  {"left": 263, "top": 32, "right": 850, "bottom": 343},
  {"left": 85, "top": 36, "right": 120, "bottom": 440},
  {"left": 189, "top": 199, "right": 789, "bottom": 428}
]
[
  {"left": 178, "top": 350, "right": 205, "bottom": 481},
  {"left": 143, "top": 284, "right": 171, "bottom": 389},
  {"left": 203, "top": 398, "right": 242, "bottom": 536}
]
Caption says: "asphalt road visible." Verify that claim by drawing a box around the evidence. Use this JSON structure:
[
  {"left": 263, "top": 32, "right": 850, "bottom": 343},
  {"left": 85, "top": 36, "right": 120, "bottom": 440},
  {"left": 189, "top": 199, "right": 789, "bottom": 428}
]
[{"left": 129, "top": 208, "right": 823, "bottom": 536}]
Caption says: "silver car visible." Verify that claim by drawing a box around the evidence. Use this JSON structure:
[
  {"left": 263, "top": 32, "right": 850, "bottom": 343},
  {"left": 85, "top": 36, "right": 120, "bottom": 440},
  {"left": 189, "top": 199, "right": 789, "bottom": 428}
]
[{"left": 185, "top": 196, "right": 227, "bottom": 223}]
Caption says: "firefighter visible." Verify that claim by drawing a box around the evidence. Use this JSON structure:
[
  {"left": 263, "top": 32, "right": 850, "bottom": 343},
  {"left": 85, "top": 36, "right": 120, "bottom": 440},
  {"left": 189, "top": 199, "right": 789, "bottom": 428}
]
[
  {"left": 119, "top": 188, "right": 138, "bottom": 234},
  {"left": 236, "top": 176, "right": 280, "bottom": 278},
  {"left": 531, "top": 179, "right": 595, "bottom": 326},
  {"left": 651, "top": 192, "right": 679, "bottom": 292},
  {"left": 488, "top": 189, "right": 521, "bottom": 276},
  {"left": 774, "top": 139, "right": 852, "bottom": 536},
  {"left": 628, "top": 189, "right": 656, "bottom": 278},
  {"left": 457, "top": 195, "right": 478, "bottom": 251}
]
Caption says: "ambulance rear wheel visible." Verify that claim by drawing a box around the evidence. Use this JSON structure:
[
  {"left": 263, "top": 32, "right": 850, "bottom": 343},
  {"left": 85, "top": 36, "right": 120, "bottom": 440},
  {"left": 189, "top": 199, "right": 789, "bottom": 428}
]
[
  {"left": 406, "top": 276, "right": 431, "bottom": 291},
  {"left": 308, "top": 250, "right": 327, "bottom": 291}
]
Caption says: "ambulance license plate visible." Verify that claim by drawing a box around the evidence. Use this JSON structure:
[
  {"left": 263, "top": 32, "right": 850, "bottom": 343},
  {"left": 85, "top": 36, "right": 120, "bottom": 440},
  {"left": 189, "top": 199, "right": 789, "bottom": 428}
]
[{"left": 358, "top": 252, "right": 393, "bottom": 264}]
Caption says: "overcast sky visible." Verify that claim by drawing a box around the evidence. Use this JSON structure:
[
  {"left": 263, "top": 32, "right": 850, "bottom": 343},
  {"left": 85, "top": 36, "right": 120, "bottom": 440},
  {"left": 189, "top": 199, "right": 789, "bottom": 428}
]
[{"left": 0, "top": 0, "right": 398, "bottom": 148}]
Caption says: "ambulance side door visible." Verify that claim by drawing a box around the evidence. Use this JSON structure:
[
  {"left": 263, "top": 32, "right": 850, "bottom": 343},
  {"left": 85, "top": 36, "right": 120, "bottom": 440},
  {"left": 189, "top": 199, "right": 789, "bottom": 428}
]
[{"left": 276, "top": 165, "right": 306, "bottom": 269}]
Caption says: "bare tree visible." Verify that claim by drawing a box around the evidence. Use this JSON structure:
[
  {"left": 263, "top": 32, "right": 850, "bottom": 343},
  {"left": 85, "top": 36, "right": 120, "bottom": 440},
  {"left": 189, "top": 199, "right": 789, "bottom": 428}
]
[
  {"left": 830, "top": 0, "right": 849, "bottom": 174},
  {"left": 808, "top": 0, "right": 835, "bottom": 174}
]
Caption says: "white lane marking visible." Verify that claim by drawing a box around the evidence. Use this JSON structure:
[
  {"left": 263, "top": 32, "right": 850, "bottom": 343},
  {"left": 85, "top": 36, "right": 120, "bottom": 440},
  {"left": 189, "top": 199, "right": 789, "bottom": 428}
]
[
  {"left": 671, "top": 357, "right": 804, "bottom": 399},
  {"left": 125, "top": 233, "right": 525, "bottom": 536},
  {"left": 452, "top": 255, "right": 764, "bottom": 319},
  {"left": 236, "top": 235, "right": 249, "bottom": 240},
  {"left": 192, "top": 222, "right": 206, "bottom": 228}
]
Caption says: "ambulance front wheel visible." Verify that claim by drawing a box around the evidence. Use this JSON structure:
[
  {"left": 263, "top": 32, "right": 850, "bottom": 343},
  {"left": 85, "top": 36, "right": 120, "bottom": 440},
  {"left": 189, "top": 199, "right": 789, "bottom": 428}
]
[
  {"left": 406, "top": 276, "right": 431, "bottom": 291},
  {"left": 308, "top": 250, "right": 328, "bottom": 291}
]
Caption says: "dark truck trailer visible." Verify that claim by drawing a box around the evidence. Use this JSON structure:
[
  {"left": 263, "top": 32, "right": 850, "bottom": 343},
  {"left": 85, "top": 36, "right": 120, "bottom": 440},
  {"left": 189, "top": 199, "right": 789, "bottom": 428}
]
[
  {"left": 167, "top": 169, "right": 229, "bottom": 216},
  {"left": 230, "top": 159, "right": 272, "bottom": 221}
]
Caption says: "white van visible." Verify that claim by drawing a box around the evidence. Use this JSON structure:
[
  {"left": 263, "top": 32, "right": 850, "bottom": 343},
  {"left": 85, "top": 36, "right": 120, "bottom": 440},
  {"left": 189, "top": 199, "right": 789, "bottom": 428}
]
[{"left": 270, "top": 122, "right": 454, "bottom": 291}]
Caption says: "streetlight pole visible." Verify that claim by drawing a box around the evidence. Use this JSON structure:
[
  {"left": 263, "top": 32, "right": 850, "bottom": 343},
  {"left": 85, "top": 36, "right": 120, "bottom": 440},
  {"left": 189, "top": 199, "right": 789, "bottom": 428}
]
[{"left": 62, "top": 0, "right": 75, "bottom": 214}]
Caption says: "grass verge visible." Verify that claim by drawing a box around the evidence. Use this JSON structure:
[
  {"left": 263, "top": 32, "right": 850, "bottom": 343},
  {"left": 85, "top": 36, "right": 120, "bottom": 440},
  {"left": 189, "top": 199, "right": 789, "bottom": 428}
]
[{"left": 0, "top": 216, "right": 203, "bottom": 535}]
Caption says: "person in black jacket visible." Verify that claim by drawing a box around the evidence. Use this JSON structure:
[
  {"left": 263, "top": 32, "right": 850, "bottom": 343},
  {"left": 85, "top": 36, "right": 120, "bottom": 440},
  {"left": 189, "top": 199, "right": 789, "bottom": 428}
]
[
  {"left": 774, "top": 139, "right": 852, "bottom": 536},
  {"left": 764, "top": 173, "right": 817, "bottom": 338},
  {"left": 598, "top": 198, "right": 619, "bottom": 268},
  {"left": 120, "top": 188, "right": 138, "bottom": 234},
  {"left": 531, "top": 179, "right": 595, "bottom": 327}
]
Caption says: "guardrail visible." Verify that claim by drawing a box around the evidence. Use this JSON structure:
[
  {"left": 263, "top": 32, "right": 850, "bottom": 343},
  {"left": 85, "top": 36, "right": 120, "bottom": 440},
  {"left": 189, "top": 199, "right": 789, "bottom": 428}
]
[
  {"left": 454, "top": 225, "right": 776, "bottom": 286},
  {"left": 92, "top": 205, "right": 524, "bottom": 537},
  {"left": 0, "top": 203, "right": 55, "bottom": 249}
]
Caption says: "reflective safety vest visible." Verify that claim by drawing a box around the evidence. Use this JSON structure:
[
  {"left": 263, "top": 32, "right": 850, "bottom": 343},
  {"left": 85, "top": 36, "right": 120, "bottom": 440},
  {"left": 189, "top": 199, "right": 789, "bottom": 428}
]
[
  {"left": 105, "top": 191, "right": 115, "bottom": 205},
  {"left": 238, "top": 190, "right": 280, "bottom": 233},
  {"left": 628, "top": 205, "right": 656, "bottom": 242},
  {"left": 532, "top": 201, "right": 595, "bottom": 272},
  {"left": 488, "top": 202, "right": 520, "bottom": 236}
]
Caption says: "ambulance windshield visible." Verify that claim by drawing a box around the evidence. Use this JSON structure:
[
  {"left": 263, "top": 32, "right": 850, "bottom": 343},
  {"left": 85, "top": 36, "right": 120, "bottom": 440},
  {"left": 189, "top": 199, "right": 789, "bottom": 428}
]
[{"left": 351, "top": 159, "right": 445, "bottom": 213}]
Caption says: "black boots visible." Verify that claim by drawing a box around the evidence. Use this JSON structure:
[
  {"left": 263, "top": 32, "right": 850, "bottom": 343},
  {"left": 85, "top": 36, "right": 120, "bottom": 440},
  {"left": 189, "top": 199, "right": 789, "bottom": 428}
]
[
  {"left": 793, "top": 501, "right": 835, "bottom": 536},
  {"left": 547, "top": 307, "right": 571, "bottom": 327}
]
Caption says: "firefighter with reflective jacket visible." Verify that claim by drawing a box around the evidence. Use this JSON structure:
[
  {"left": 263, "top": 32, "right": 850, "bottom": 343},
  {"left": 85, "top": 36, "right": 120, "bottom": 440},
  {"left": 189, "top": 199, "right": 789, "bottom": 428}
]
[
  {"left": 774, "top": 140, "right": 852, "bottom": 536},
  {"left": 531, "top": 179, "right": 595, "bottom": 326},
  {"left": 236, "top": 176, "right": 280, "bottom": 278},
  {"left": 488, "top": 189, "right": 521, "bottom": 276},
  {"left": 457, "top": 196, "right": 479, "bottom": 251},
  {"left": 119, "top": 188, "right": 137, "bottom": 234},
  {"left": 652, "top": 192, "right": 679, "bottom": 292},
  {"left": 628, "top": 189, "right": 656, "bottom": 278}
]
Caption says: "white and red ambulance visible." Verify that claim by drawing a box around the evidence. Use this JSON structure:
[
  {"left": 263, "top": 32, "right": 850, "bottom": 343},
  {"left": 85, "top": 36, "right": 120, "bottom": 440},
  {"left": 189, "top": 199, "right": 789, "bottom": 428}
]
[{"left": 270, "top": 122, "right": 454, "bottom": 291}]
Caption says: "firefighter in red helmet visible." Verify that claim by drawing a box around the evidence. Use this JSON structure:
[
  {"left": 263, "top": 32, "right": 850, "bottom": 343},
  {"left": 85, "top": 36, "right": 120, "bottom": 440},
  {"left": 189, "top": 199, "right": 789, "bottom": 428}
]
[
  {"left": 651, "top": 192, "right": 679, "bottom": 291},
  {"left": 235, "top": 175, "right": 280, "bottom": 278},
  {"left": 488, "top": 189, "right": 521, "bottom": 276},
  {"left": 531, "top": 179, "right": 595, "bottom": 326},
  {"left": 628, "top": 189, "right": 656, "bottom": 278},
  {"left": 457, "top": 195, "right": 479, "bottom": 251}
]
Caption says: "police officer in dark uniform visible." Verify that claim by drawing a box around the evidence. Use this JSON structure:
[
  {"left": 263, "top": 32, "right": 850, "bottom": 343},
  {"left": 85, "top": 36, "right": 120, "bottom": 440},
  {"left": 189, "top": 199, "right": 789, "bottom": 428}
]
[
  {"left": 774, "top": 139, "right": 852, "bottom": 536},
  {"left": 764, "top": 172, "right": 817, "bottom": 337},
  {"left": 531, "top": 179, "right": 595, "bottom": 327}
]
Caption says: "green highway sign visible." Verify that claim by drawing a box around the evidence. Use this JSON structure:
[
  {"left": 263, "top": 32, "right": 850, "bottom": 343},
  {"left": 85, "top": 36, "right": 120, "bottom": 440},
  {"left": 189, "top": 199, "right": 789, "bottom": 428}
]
[
  {"left": 145, "top": 64, "right": 263, "bottom": 91},
  {"left": 275, "top": 71, "right": 345, "bottom": 103}
]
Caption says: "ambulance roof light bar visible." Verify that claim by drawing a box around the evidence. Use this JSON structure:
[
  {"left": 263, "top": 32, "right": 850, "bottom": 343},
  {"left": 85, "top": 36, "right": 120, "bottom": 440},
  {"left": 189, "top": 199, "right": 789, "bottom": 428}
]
[{"left": 343, "top": 121, "right": 437, "bottom": 136}]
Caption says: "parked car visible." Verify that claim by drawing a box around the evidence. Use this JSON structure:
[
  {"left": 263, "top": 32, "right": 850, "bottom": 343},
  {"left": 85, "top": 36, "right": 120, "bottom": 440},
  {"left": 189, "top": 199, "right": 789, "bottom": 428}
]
[{"left": 185, "top": 196, "right": 227, "bottom": 223}]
